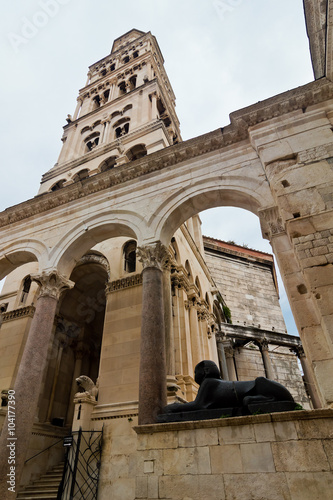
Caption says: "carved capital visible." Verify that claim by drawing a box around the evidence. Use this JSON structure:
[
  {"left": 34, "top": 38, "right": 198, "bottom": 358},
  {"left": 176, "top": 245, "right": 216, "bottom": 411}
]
[
  {"left": 137, "top": 242, "right": 169, "bottom": 271},
  {"left": 258, "top": 339, "right": 269, "bottom": 352},
  {"left": 291, "top": 345, "right": 305, "bottom": 358},
  {"left": 259, "top": 206, "right": 285, "bottom": 240},
  {"left": 31, "top": 270, "right": 74, "bottom": 300}
]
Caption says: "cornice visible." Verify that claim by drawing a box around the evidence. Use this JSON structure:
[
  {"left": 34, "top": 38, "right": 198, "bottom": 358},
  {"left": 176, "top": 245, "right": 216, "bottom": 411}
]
[
  {"left": 2, "top": 305, "right": 35, "bottom": 322},
  {"left": 106, "top": 273, "right": 143, "bottom": 293},
  {"left": 1, "top": 79, "right": 332, "bottom": 229}
]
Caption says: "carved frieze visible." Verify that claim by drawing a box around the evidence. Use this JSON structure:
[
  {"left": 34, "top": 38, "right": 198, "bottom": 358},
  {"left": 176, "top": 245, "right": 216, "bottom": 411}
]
[
  {"left": 106, "top": 273, "right": 143, "bottom": 293},
  {"left": 259, "top": 206, "right": 285, "bottom": 239},
  {"left": 1, "top": 305, "right": 35, "bottom": 323}
]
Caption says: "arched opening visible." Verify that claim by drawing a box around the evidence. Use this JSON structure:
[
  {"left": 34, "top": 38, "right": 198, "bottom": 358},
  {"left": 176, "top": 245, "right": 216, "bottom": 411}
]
[
  {"left": 123, "top": 240, "right": 137, "bottom": 273},
  {"left": 38, "top": 252, "right": 109, "bottom": 427},
  {"left": 73, "top": 169, "right": 90, "bottom": 182},
  {"left": 126, "top": 144, "right": 147, "bottom": 161},
  {"left": 129, "top": 75, "right": 137, "bottom": 90},
  {"left": 118, "top": 81, "right": 127, "bottom": 96},
  {"left": 85, "top": 132, "right": 100, "bottom": 152},
  {"left": 99, "top": 156, "right": 118, "bottom": 172},
  {"left": 20, "top": 275, "right": 32, "bottom": 304},
  {"left": 50, "top": 179, "right": 66, "bottom": 192},
  {"left": 114, "top": 117, "right": 130, "bottom": 139}
]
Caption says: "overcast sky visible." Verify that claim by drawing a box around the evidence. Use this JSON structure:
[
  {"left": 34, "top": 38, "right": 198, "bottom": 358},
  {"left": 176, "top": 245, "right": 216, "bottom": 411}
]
[{"left": 0, "top": 0, "right": 314, "bottom": 333}]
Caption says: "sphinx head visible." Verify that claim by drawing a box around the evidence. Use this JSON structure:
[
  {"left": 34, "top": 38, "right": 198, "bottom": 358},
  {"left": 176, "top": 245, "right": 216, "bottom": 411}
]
[{"left": 194, "top": 360, "right": 221, "bottom": 385}]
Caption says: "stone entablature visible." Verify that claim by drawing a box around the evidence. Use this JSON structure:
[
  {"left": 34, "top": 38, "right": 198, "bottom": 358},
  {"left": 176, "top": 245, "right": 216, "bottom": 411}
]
[
  {"left": 106, "top": 273, "right": 143, "bottom": 293},
  {"left": 0, "top": 78, "right": 332, "bottom": 228}
]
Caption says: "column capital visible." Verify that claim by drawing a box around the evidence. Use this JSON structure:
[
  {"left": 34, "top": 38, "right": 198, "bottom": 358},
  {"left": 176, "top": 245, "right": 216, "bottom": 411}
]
[
  {"left": 258, "top": 206, "right": 285, "bottom": 240},
  {"left": 137, "top": 242, "right": 169, "bottom": 271},
  {"left": 31, "top": 270, "right": 74, "bottom": 300},
  {"left": 291, "top": 345, "right": 306, "bottom": 358},
  {"left": 258, "top": 338, "right": 269, "bottom": 352}
]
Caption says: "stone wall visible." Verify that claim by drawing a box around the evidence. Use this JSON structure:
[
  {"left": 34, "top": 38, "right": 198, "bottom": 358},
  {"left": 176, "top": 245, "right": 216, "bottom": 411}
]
[
  {"left": 133, "top": 409, "right": 333, "bottom": 500},
  {"left": 204, "top": 241, "right": 287, "bottom": 333}
]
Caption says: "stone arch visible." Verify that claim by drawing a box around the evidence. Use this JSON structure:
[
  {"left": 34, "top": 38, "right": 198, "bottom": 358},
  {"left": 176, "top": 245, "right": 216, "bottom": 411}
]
[
  {"left": 52, "top": 212, "right": 144, "bottom": 276},
  {"left": 154, "top": 179, "right": 268, "bottom": 245},
  {"left": 0, "top": 239, "right": 48, "bottom": 280}
]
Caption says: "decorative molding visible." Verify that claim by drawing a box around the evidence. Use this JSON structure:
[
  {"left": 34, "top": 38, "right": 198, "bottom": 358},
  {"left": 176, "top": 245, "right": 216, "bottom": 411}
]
[
  {"left": 106, "top": 273, "right": 142, "bottom": 293},
  {"left": 76, "top": 253, "right": 110, "bottom": 279},
  {"left": 137, "top": 242, "right": 169, "bottom": 271},
  {"left": 0, "top": 79, "right": 332, "bottom": 229},
  {"left": 31, "top": 270, "right": 74, "bottom": 300},
  {"left": 2, "top": 305, "right": 35, "bottom": 323}
]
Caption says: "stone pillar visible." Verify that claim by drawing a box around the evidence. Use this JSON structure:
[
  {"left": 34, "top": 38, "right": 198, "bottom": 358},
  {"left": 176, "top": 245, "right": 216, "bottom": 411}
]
[
  {"left": 258, "top": 339, "right": 275, "bottom": 380},
  {"left": 217, "top": 341, "right": 229, "bottom": 380},
  {"left": 137, "top": 242, "right": 168, "bottom": 425},
  {"left": 46, "top": 332, "right": 67, "bottom": 423},
  {"left": 150, "top": 92, "right": 158, "bottom": 120},
  {"left": 163, "top": 261, "right": 175, "bottom": 376},
  {"left": 73, "top": 99, "right": 83, "bottom": 120},
  {"left": 259, "top": 206, "right": 332, "bottom": 406},
  {"left": 0, "top": 271, "right": 74, "bottom": 495},
  {"left": 187, "top": 300, "right": 203, "bottom": 368},
  {"left": 293, "top": 346, "right": 322, "bottom": 409},
  {"left": 66, "top": 341, "right": 86, "bottom": 425},
  {"left": 224, "top": 342, "right": 237, "bottom": 381}
]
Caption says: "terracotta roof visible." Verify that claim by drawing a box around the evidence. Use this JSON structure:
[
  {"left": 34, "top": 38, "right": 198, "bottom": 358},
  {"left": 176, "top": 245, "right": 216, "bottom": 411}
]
[{"left": 203, "top": 236, "right": 274, "bottom": 262}]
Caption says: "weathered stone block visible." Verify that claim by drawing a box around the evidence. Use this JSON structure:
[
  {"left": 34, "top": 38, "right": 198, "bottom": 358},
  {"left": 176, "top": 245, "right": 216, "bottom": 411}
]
[
  {"left": 210, "top": 444, "right": 242, "bottom": 473},
  {"left": 273, "top": 420, "right": 298, "bottom": 441},
  {"left": 295, "top": 418, "right": 333, "bottom": 440},
  {"left": 218, "top": 423, "right": 255, "bottom": 444},
  {"left": 272, "top": 440, "right": 330, "bottom": 471},
  {"left": 159, "top": 474, "right": 225, "bottom": 500},
  {"left": 136, "top": 476, "right": 148, "bottom": 499},
  {"left": 163, "top": 446, "right": 211, "bottom": 475},
  {"left": 178, "top": 427, "right": 218, "bottom": 448},
  {"left": 146, "top": 431, "right": 178, "bottom": 450},
  {"left": 285, "top": 472, "right": 333, "bottom": 500},
  {"left": 240, "top": 442, "right": 275, "bottom": 472},
  {"left": 224, "top": 472, "right": 291, "bottom": 500}
]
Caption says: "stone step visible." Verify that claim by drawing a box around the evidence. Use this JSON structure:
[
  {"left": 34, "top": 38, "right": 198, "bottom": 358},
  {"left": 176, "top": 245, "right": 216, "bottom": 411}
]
[{"left": 17, "top": 462, "right": 64, "bottom": 500}]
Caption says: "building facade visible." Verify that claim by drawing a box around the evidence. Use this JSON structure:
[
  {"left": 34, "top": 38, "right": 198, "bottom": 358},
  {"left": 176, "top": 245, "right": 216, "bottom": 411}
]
[{"left": 0, "top": 5, "right": 333, "bottom": 497}]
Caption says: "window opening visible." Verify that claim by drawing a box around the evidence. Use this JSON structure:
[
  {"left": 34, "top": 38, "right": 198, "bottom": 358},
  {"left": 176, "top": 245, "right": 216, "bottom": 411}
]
[
  {"left": 20, "top": 276, "right": 32, "bottom": 304},
  {"left": 118, "top": 82, "right": 127, "bottom": 95},
  {"left": 124, "top": 241, "right": 137, "bottom": 273}
]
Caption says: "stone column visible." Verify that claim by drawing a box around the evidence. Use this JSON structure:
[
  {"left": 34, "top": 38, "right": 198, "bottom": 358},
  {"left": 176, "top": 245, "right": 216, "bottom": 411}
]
[
  {"left": 293, "top": 346, "right": 322, "bottom": 409},
  {"left": 258, "top": 339, "right": 275, "bottom": 380},
  {"left": 66, "top": 341, "right": 86, "bottom": 425},
  {"left": 46, "top": 332, "right": 67, "bottom": 423},
  {"left": 137, "top": 242, "right": 168, "bottom": 425},
  {"left": 150, "top": 92, "right": 158, "bottom": 120},
  {"left": 217, "top": 340, "right": 230, "bottom": 380},
  {"left": 73, "top": 99, "right": 83, "bottom": 120},
  {"left": 224, "top": 342, "right": 237, "bottom": 381},
  {"left": 163, "top": 260, "right": 175, "bottom": 376},
  {"left": 188, "top": 299, "right": 203, "bottom": 368},
  {"left": 0, "top": 271, "right": 74, "bottom": 495}
]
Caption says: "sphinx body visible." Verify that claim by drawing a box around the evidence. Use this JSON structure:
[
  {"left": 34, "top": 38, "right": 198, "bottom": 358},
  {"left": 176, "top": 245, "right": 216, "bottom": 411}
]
[{"left": 158, "top": 360, "right": 296, "bottom": 422}]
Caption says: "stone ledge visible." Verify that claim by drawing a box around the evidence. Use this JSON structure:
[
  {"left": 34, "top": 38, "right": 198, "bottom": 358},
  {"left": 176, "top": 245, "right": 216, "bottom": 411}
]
[{"left": 133, "top": 408, "right": 333, "bottom": 434}]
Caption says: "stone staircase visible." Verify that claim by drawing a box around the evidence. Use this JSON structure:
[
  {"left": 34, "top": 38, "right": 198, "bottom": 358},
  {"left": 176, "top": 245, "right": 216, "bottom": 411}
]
[{"left": 17, "top": 462, "right": 64, "bottom": 500}]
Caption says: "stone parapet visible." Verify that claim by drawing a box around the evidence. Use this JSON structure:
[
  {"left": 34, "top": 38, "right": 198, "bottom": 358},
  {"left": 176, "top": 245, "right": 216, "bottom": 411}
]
[
  {"left": 132, "top": 409, "right": 333, "bottom": 500},
  {"left": 1, "top": 305, "right": 35, "bottom": 323}
]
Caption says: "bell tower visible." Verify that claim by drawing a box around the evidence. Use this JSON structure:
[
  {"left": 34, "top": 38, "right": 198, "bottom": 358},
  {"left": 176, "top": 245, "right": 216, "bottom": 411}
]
[{"left": 39, "top": 29, "right": 181, "bottom": 193}]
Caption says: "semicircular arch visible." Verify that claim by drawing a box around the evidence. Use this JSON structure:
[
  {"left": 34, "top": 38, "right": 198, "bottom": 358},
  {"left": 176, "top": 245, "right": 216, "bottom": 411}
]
[
  {"left": 51, "top": 211, "right": 145, "bottom": 276},
  {"left": 0, "top": 239, "right": 49, "bottom": 280},
  {"left": 152, "top": 176, "right": 270, "bottom": 244}
]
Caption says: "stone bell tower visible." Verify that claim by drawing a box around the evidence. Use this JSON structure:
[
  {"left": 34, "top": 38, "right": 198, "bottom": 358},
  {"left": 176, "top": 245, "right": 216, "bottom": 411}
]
[{"left": 38, "top": 29, "right": 181, "bottom": 194}]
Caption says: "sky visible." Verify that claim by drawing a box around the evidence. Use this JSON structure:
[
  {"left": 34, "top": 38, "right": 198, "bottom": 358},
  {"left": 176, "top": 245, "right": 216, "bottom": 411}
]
[{"left": 0, "top": 0, "right": 314, "bottom": 334}]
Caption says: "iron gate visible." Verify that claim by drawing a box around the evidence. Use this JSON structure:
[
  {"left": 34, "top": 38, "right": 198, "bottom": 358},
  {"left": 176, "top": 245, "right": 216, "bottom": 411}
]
[{"left": 57, "top": 428, "right": 103, "bottom": 500}]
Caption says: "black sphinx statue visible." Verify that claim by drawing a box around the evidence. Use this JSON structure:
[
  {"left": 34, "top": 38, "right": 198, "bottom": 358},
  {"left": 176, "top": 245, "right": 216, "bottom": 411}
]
[{"left": 157, "top": 360, "right": 297, "bottom": 423}]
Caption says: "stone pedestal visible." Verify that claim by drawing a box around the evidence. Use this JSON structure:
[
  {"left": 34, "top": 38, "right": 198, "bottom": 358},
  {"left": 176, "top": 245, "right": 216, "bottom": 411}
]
[{"left": 72, "top": 395, "right": 97, "bottom": 432}]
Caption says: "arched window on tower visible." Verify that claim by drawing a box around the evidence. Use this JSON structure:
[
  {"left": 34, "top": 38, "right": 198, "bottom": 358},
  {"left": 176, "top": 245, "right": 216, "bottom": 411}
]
[
  {"left": 73, "top": 169, "right": 90, "bottom": 182},
  {"left": 85, "top": 132, "right": 100, "bottom": 152},
  {"left": 185, "top": 260, "right": 193, "bottom": 282},
  {"left": 20, "top": 276, "right": 32, "bottom": 304},
  {"left": 129, "top": 75, "right": 137, "bottom": 91},
  {"left": 124, "top": 240, "right": 137, "bottom": 273},
  {"left": 50, "top": 179, "right": 66, "bottom": 192},
  {"left": 99, "top": 156, "right": 118, "bottom": 172},
  {"left": 92, "top": 95, "right": 101, "bottom": 109},
  {"left": 126, "top": 144, "right": 147, "bottom": 161},
  {"left": 118, "top": 82, "right": 127, "bottom": 96}
]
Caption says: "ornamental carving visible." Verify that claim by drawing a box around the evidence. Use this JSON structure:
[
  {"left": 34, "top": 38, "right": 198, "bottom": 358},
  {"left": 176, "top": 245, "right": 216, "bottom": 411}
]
[
  {"left": 259, "top": 206, "right": 285, "bottom": 239},
  {"left": 136, "top": 242, "right": 169, "bottom": 271},
  {"left": 1, "top": 305, "right": 35, "bottom": 323},
  {"left": 106, "top": 273, "right": 143, "bottom": 293},
  {"left": 31, "top": 270, "right": 74, "bottom": 300}
]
